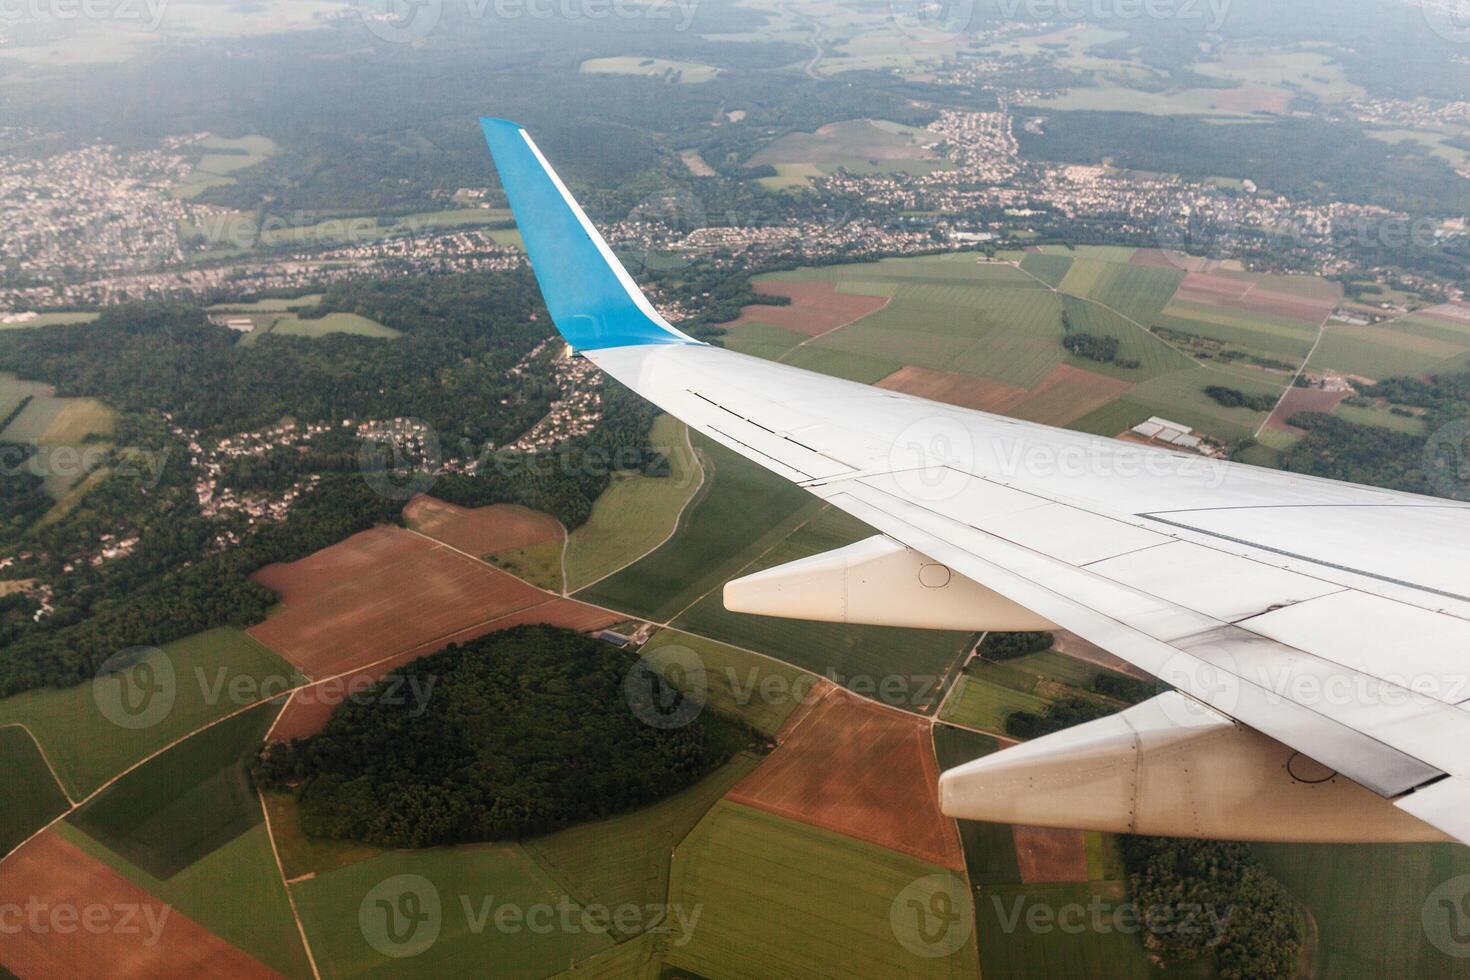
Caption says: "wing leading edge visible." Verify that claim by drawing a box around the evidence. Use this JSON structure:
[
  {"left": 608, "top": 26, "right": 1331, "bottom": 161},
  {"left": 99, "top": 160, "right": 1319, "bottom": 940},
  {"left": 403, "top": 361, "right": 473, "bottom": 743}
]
[{"left": 480, "top": 118, "right": 1470, "bottom": 845}]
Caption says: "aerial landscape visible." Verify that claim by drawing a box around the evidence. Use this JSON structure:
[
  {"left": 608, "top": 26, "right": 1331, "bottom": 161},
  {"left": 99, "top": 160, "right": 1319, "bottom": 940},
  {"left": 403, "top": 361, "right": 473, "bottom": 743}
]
[{"left": 2, "top": 0, "right": 1470, "bottom": 977}]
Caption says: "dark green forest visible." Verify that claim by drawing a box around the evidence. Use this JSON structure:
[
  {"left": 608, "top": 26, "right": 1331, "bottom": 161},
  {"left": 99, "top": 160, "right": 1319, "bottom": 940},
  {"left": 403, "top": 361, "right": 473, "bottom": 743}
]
[{"left": 254, "top": 626, "right": 754, "bottom": 846}]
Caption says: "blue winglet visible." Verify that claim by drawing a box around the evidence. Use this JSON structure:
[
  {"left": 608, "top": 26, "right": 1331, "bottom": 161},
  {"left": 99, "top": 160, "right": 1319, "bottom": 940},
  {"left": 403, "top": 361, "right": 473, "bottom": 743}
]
[{"left": 480, "top": 118, "right": 702, "bottom": 351}]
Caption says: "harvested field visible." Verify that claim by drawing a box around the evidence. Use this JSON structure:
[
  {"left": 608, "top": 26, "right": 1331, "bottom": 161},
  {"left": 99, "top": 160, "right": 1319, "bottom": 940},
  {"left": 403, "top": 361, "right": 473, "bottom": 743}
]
[
  {"left": 1050, "top": 630, "right": 1153, "bottom": 682},
  {"left": 1013, "top": 826, "right": 1089, "bottom": 883},
  {"left": 268, "top": 596, "right": 619, "bottom": 741},
  {"left": 402, "top": 496, "right": 562, "bottom": 558},
  {"left": 729, "top": 280, "right": 888, "bottom": 337},
  {"left": 876, "top": 365, "right": 1028, "bottom": 413},
  {"left": 1421, "top": 303, "right": 1470, "bottom": 325},
  {"left": 727, "top": 685, "right": 964, "bottom": 870},
  {"left": 0, "top": 830, "right": 277, "bottom": 979},
  {"left": 247, "top": 525, "right": 547, "bottom": 678},
  {"left": 1175, "top": 271, "right": 1251, "bottom": 300},
  {"left": 1265, "top": 385, "right": 1350, "bottom": 434},
  {"left": 1011, "top": 364, "right": 1134, "bottom": 426}
]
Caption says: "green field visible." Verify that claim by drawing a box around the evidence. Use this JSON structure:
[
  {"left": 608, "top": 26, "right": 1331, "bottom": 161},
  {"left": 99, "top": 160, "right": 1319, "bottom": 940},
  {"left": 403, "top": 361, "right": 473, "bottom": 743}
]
[
  {"left": 665, "top": 801, "right": 979, "bottom": 980},
  {"left": 747, "top": 119, "right": 943, "bottom": 178},
  {"left": 268, "top": 312, "right": 402, "bottom": 340},
  {"left": 1019, "top": 253, "right": 1073, "bottom": 288},
  {"left": 207, "top": 294, "right": 323, "bottom": 313},
  {"left": 674, "top": 506, "right": 975, "bottom": 712},
  {"left": 932, "top": 725, "right": 1019, "bottom": 886},
  {"left": 1309, "top": 322, "right": 1470, "bottom": 380},
  {"left": 0, "top": 627, "right": 302, "bottom": 799},
  {"left": 0, "top": 312, "right": 98, "bottom": 330},
  {"left": 639, "top": 628, "right": 817, "bottom": 737},
  {"left": 174, "top": 134, "right": 278, "bottom": 199},
  {"left": 813, "top": 281, "right": 1063, "bottom": 387},
  {"left": 293, "top": 843, "right": 613, "bottom": 979},
  {"left": 0, "top": 725, "right": 70, "bottom": 856},
  {"left": 721, "top": 322, "right": 809, "bottom": 360},
  {"left": 579, "top": 56, "right": 720, "bottom": 83},
  {"left": 552, "top": 933, "right": 660, "bottom": 978},
  {"left": 1254, "top": 842, "right": 1470, "bottom": 979},
  {"left": 563, "top": 416, "right": 704, "bottom": 592},
  {"left": 1335, "top": 402, "right": 1428, "bottom": 435},
  {"left": 265, "top": 790, "right": 385, "bottom": 881},
  {"left": 939, "top": 675, "right": 1050, "bottom": 733},
  {"left": 60, "top": 820, "right": 312, "bottom": 978},
  {"left": 69, "top": 700, "right": 280, "bottom": 879},
  {"left": 524, "top": 753, "right": 761, "bottom": 935},
  {"left": 577, "top": 434, "right": 813, "bottom": 622}
]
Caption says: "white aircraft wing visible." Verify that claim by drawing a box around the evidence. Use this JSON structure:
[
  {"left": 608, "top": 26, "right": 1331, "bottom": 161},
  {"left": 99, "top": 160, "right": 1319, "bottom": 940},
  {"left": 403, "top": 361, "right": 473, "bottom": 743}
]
[{"left": 481, "top": 117, "right": 1470, "bottom": 846}]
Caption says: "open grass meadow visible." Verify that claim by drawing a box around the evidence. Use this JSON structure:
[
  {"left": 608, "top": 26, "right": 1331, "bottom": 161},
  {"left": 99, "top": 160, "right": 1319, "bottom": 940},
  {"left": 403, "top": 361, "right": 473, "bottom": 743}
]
[
  {"left": 523, "top": 753, "right": 762, "bottom": 935},
  {"left": 0, "top": 725, "right": 69, "bottom": 856},
  {"left": 264, "top": 790, "right": 386, "bottom": 882},
  {"left": 563, "top": 415, "right": 704, "bottom": 592},
  {"left": 812, "top": 281, "right": 1066, "bottom": 389},
  {"left": 59, "top": 820, "right": 312, "bottom": 978},
  {"left": 1308, "top": 321, "right": 1470, "bottom": 380},
  {"left": 292, "top": 842, "right": 614, "bottom": 980},
  {"left": 576, "top": 434, "right": 814, "bottom": 622},
  {"left": 639, "top": 628, "right": 819, "bottom": 737},
  {"left": 68, "top": 699, "right": 280, "bottom": 879},
  {"left": 1253, "top": 842, "right": 1470, "bottom": 979},
  {"left": 0, "top": 627, "right": 302, "bottom": 799},
  {"left": 665, "top": 801, "right": 980, "bottom": 980},
  {"left": 268, "top": 312, "right": 402, "bottom": 340},
  {"left": 673, "top": 506, "right": 975, "bottom": 712},
  {"left": 939, "top": 674, "right": 1050, "bottom": 733}
]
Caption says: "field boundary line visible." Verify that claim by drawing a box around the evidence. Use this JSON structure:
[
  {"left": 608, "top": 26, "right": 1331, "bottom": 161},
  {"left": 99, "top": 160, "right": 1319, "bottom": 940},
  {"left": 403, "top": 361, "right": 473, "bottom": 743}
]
[
  {"left": 1254, "top": 310, "right": 1332, "bottom": 438},
  {"left": 659, "top": 500, "right": 830, "bottom": 628},
  {"left": 1, "top": 721, "right": 75, "bottom": 806},
  {"left": 572, "top": 421, "right": 707, "bottom": 595},
  {"left": 258, "top": 787, "right": 323, "bottom": 980},
  {"left": 932, "top": 633, "right": 984, "bottom": 722},
  {"left": 1010, "top": 259, "right": 1274, "bottom": 383},
  {"left": 775, "top": 294, "right": 892, "bottom": 363}
]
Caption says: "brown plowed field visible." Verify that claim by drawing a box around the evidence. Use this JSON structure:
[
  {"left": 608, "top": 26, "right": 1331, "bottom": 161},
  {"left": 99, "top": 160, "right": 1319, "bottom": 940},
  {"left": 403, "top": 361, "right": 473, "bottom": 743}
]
[
  {"left": 1013, "top": 826, "right": 1089, "bottom": 883},
  {"left": 0, "top": 830, "right": 279, "bottom": 979},
  {"left": 727, "top": 686, "right": 964, "bottom": 870},
  {"left": 1422, "top": 303, "right": 1470, "bottom": 325},
  {"left": 268, "top": 597, "right": 621, "bottom": 742},
  {"left": 729, "top": 281, "right": 889, "bottom": 337},
  {"left": 1011, "top": 364, "right": 1134, "bottom": 426},
  {"left": 1264, "top": 385, "right": 1349, "bottom": 434},
  {"left": 402, "top": 496, "right": 562, "bottom": 558},
  {"left": 875, "top": 365, "right": 1028, "bottom": 413},
  {"left": 247, "top": 526, "right": 547, "bottom": 678}
]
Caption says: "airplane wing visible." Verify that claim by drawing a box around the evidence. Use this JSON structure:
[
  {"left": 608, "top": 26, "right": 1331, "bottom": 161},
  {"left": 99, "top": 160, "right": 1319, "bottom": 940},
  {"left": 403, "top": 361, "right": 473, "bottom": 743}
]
[{"left": 481, "top": 117, "right": 1470, "bottom": 846}]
